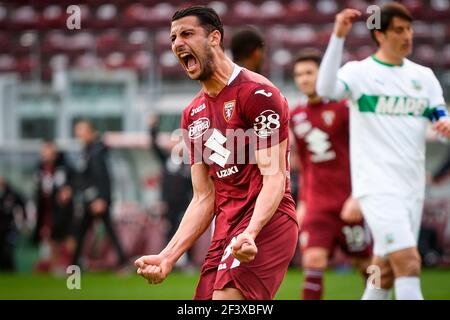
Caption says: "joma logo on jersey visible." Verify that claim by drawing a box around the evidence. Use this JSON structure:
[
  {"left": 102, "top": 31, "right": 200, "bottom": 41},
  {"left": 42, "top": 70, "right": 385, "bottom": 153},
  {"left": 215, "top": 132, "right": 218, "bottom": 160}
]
[
  {"left": 223, "top": 100, "right": 235, "bottom": 122},
  {"left": 216, "top": 165, "right": 239, "bottom": 178},
  {"left": 190, "top": 103, "right": 206, "bottom": 116},
  {"left": 255, "top": 89, "right": 272, "bottom": 97},
  {"left": 188, "top": 117, "right": 210, "bottom": 139},
  {"left": 375, "top": 96, "right": 428, "bottom": 116}
]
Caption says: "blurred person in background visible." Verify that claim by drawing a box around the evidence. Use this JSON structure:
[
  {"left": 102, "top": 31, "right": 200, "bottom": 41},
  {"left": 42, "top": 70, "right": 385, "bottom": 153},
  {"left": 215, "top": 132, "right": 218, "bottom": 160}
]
[
  {"left": 290, "top": 50, "right": 372, "bottom": 299},
  {"left": 230, "top": 27, "right": 265, "bottom": 74},
  {"left": 430, "top": 148, "right": 450, "bottom": 184},
  {"left": 317, "top": 3, "right": 450, "bottom": 299},
  {"left": 0, "top": 176, "right": 26, "bottom": 272},
  {"left": 420, "top": 147, "right": 450, "bottom": 267},
  {"left": 33, "top": 141, "right": 75, "bottom": 274},
  {"left": 72, "top": 119, "right": 127, "bottom": 269},
  {"left": 147, "top": 115, "right": 193, "bottom": 268}
]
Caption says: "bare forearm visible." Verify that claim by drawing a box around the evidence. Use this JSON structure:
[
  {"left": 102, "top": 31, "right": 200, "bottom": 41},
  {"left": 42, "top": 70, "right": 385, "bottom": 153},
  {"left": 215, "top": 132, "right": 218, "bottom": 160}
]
[
  {"left": 161, "top": 193, "right": 214, "bottom": 265},
  {"left": 245, "top": 172, "right": 286, "bottom": 239}
]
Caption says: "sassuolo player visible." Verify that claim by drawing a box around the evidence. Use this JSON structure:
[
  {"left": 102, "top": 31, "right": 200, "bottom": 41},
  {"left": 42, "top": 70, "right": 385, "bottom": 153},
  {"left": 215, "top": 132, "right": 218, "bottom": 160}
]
[
  {"left": 317, "top": 3, "right": 450, "bottom": 299},
  {"left": 290, "top": 50, "right": 372, "bottom": 300}
]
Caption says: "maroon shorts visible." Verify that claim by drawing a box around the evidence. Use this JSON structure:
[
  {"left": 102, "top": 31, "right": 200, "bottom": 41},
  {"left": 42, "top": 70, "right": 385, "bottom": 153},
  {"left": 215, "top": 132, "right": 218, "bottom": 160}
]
[
  {"left": 194, "top": 238, "right": 226, "bottom": 300},
  {"left": 194, "top": 211, "right": 298, "bottom": 300},
  {"left": 300, "top": 211, "right": 372, "bottom": 258}
]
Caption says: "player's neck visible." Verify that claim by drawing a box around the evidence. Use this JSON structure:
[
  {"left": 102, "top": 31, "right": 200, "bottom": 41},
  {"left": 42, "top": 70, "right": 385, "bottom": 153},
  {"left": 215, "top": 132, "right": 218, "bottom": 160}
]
[
  {"left": 374, "top": 49, "right": 404, "bottom": 66},
  {"left": 201, "top": 54, "right": 235, "bottom": 98},
  {"left": 235, "top": 60, "right": 257, "bottom": 73},
  {"left": 308, "top": 94, "right": 322, "bottom": 105}
]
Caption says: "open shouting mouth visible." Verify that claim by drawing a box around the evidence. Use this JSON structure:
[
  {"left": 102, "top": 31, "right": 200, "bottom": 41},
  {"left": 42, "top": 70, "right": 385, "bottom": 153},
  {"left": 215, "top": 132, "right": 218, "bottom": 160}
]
[{"left": 179, "top": 52, "right": 200, "bottom": 73}]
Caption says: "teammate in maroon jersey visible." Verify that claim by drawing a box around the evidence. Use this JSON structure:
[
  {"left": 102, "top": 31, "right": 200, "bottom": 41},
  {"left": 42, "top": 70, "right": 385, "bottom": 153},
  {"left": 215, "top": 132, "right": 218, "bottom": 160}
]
[
  {"left": 135, "top": 6, "right": 298, "bottom": 300},
  {"left": 290, "top": 50, "right": 372, "bottom": 300}
]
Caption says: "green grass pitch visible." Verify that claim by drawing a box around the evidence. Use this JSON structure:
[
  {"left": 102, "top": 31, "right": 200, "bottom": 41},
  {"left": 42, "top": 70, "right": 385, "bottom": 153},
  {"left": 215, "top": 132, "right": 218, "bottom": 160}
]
[{"left": 1, "top": 269, "right": 449, "bottom": 300}]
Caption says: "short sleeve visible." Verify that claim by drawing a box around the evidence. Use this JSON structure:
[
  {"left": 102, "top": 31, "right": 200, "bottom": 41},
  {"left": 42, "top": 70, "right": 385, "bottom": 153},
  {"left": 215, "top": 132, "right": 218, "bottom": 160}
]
[{"left": 243, "top": 84, "right": 290, "bottom": 150}]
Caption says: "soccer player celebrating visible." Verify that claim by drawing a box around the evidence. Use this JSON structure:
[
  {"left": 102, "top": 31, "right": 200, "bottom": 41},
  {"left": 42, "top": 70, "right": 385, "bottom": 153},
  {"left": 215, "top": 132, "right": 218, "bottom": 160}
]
[
  {"left": 290, "top": 50, "right": 372, "bottom": 300},
  {"left": 317, "top": 3, "right": 450, "bottom": 300},
  {"left": 135, "top": 6, "right": 298, "bottom": 300}
]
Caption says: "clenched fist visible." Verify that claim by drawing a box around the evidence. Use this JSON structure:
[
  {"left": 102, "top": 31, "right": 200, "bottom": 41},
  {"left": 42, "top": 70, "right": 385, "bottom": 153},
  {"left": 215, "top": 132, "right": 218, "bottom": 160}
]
[
  {"left": 231, "top": 233, "right": 258, "bottom": 263},
  {"left": 135, "top": 254, "right": 173, "bottom": 285}
]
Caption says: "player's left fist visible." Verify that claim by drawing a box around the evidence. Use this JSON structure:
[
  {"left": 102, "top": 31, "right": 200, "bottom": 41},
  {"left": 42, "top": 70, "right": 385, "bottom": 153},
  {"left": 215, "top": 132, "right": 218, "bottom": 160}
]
[
  {"left": 433, "top": 117, "right": 450, "bottom": 138},
  {"left": 231, "top": 233, "right": 258, "bottom": 263}
]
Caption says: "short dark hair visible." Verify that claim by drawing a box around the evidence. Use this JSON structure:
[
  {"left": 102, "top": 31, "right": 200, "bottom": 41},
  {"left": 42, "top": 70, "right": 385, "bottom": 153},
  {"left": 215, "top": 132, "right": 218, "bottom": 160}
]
[
  {"left": 42, "top": 139, "right": 55, "bottom": 145},
  {"left": 172, "top": 6, "right": 224, "bottom": 49},
  {"left": 293, "top": 49, "right": 322, "bottom": 67},
  {"left": 370, "top": 2, "right": 413, "bottom": 46},
  {"left": 230, "top": 27, "right": 265, "bottom": 62}
]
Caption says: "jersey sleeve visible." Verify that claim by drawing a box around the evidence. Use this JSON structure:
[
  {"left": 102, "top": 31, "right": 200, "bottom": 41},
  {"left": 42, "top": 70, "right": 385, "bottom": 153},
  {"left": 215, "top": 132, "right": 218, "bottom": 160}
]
[
  {"left": 427, "top": 68, "right": 446, "bottom": 109},
  {"left": 424, "top": 68, "right": 448, "bottom": 122},
  {"left": 317, "top": 34, "right": 348, "bottom": 101},
  {"left": 243, "top": 84, "right": 290, "bottom": 150}
]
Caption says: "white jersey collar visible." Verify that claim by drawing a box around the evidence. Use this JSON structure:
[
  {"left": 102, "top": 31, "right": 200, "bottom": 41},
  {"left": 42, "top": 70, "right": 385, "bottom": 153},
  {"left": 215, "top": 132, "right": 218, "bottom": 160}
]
[{"left": 227, "top": 63, "right": 243, "bottom": 86}]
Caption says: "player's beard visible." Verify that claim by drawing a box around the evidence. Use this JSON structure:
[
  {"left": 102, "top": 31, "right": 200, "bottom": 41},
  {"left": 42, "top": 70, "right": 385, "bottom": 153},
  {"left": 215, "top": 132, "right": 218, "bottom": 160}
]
[{"left": 195, "top": 44, "right": 215, "bottom": 81}]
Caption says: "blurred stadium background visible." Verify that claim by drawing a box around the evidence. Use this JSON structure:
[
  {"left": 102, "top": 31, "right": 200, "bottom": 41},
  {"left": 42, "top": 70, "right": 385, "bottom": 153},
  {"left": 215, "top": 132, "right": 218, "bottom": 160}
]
[{"left": 0, "top": 0, "right": 449, "bottom": 299}]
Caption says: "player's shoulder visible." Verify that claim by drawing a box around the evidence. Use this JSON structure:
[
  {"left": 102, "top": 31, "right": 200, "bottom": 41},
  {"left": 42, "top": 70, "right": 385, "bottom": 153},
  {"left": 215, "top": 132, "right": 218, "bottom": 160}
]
[
  {"left": 404, "top": 58, "right": 429, "bottom": 70},
  {"left": 290, "top": 103, "right": 308, "bottom": 117},
  {"left": 234, "top": 69, "right": 282, "bottom": 98},
  {"left": 235, "top": 68, "right": 275, "bottom": 87},
  {"left": 290, "top": 104, "right": 309, "bottom": 124},
  {"left": 404, "top": 58, "right": 436, "bottom": 77},
  {"left": 338, "top": 58, "right": 370, "bottom": 82},
  {"left": 341, "top": 57, "right": 368, "bottom": 71}
]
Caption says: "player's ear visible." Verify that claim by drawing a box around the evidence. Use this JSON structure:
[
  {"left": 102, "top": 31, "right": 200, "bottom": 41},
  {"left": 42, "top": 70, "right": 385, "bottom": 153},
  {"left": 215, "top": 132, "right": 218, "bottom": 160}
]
[
  {"left": 374, "top": 30, "right": 384, "bottom": 46},
  {"left": 209, "top": 30, "right": 221, "bottom": 48}
]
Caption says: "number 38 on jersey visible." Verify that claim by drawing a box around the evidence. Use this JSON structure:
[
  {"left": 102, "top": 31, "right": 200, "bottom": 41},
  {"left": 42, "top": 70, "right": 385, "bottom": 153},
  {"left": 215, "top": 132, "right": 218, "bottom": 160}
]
[{"left": 253, "top": 109, "right": 281, "bottom": 138}]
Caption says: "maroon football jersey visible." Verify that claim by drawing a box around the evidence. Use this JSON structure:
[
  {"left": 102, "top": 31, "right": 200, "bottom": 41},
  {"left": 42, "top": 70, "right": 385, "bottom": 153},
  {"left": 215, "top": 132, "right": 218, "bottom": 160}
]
[
  {"left": 182, "top": 66, "right": 297, "bottom": 239},
  {"left": 290, "top": 99, "right": 351, "bottom": 214}
]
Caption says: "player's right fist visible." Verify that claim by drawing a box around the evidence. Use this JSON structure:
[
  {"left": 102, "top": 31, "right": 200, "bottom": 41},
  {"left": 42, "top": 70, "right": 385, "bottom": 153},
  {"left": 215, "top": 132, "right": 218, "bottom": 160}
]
[
  {"left": 232, "top": 233, "right": 258, "bottom": 263},
  {"left": 334, "top": 9, "right": 362, "bottom": 38},
  {"left": 135, "top": 254, "right": 173, "bottom": 285}
]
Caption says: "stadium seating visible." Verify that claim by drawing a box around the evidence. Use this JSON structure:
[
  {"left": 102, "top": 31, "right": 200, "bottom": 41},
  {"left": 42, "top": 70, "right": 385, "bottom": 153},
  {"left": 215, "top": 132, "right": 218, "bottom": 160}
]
[{"left": 0, "top": 1, "right": 448, "bottom": 85}]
